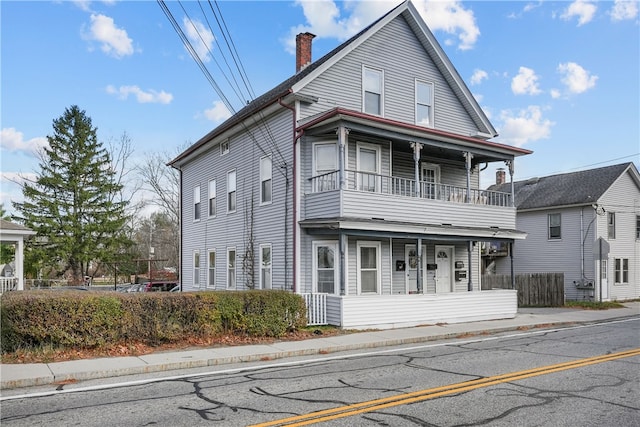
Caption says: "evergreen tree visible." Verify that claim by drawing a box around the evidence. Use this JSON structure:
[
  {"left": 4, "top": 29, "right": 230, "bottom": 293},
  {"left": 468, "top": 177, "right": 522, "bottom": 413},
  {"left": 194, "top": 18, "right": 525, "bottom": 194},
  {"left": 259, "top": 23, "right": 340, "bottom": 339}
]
[{"left": 13, "top": 105, "right": 132, "bottom": 284}]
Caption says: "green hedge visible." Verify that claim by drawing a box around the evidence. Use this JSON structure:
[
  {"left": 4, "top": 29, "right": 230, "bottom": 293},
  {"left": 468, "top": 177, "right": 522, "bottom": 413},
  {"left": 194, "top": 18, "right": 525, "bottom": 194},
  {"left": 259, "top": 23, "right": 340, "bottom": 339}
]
[{"left": 0, "top": 290, "right": 307, "bottom": 353}]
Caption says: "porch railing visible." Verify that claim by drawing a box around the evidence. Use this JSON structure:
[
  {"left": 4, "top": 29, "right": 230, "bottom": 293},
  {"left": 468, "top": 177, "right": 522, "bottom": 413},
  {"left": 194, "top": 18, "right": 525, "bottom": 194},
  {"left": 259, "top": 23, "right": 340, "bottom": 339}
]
[
  {"left": 309, "top": 170, "right": 512, "bottom": 207},
  {"left": 301, "top": 293, "right": 328, "bottom": 326},
  {"left": 0, "top": 277, "right": 18, "bottom": 293}
]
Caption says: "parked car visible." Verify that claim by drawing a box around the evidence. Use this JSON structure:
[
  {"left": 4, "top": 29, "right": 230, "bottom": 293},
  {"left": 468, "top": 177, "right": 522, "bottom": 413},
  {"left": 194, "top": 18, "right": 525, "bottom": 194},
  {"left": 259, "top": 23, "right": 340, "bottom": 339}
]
[{"left": 141, "top": 281, "right": 178, "bottom": 292}]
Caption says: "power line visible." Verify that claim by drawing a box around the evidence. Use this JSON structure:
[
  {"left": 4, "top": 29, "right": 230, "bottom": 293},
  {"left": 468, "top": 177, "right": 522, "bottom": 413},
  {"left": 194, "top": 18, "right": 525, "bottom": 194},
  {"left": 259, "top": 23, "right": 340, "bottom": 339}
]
[{"left": 518, "top": 153, "right": 639, "bottom": 181}]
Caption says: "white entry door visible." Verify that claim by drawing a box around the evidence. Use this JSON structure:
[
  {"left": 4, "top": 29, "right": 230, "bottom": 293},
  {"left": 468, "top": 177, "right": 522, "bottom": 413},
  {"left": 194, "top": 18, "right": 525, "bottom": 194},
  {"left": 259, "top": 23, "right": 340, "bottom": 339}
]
[
  {"left": 435, "top": 246, "right": 453, "bottom": 293},
  {"left": 600, "top": 259, "right": 609, "bottom": 300},
  {"left": 405, "top": 245, "right": 426, "bottom": 293}
]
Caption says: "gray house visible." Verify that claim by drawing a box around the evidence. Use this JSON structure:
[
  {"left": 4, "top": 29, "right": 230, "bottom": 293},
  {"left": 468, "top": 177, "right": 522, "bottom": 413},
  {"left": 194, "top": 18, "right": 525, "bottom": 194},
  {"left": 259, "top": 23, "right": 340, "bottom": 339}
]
[
  {"left": 170, "top": 0, "right": 531, "bottom": 328},
  {"left": 490, "top": 162, "right": 640, "bottom": 302}
]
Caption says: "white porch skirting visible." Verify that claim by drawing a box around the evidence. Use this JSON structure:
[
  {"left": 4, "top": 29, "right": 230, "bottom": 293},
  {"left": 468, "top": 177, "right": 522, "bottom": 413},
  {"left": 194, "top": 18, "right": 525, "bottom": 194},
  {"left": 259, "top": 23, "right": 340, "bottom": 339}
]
[{"left": 326, "top": 289, "right": 517, "bottom": 330}]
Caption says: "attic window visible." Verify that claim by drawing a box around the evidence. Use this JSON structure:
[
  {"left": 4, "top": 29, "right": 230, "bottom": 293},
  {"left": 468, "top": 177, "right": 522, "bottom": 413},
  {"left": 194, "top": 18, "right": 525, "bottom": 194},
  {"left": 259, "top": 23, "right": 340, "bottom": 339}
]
[
  {"left": 363, "top": 66, "right": 383, "bottom": 116},
  {"left": 221, "top": 140, "right": 229, "bottom": 156},
  {"left": 416, "top": 80, "right": 434, "bottom": 127}
]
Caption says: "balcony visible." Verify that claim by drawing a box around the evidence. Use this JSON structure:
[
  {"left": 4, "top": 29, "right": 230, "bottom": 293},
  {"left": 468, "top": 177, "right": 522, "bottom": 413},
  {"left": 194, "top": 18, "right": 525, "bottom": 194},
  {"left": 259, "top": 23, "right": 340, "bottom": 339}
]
[{"left": 305, "top": 170, "right": 516, "bottom": 230}]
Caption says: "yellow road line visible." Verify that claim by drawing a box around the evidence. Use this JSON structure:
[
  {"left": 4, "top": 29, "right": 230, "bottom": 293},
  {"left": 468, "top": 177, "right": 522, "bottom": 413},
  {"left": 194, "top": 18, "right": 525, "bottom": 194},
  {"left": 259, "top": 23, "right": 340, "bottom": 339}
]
[{"left": 250, "top": 348, "right": 640, "bottom": 427}]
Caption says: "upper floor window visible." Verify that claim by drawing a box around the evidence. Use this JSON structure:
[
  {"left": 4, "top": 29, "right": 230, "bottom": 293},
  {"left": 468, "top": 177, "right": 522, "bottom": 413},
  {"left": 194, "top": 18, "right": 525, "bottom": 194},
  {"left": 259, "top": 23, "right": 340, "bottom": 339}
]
[
  {"left": 313, "top": 142, "right": 337, "bottom": 191},
  {"left": 220, "top": 140, "right": 229, "bottom": 156},
  {"left": 260, "top": 156, "right": 272, "bottom": 204},
  {"left": 227, "top": 170, "right": 236, "bottom": 213},
  {"left": 193, "top": 185, "right": 201, "bottom": 221},
  {"left": 208, "top": 179, "right": 216, "bottom": 217},
  {"left": 363, "top": 66, "right": 383, "bottom": 116},
  {"left": 608, "top": 212, "right": 615, "bottom": 239},
  {"left": 548, "top": 213, "right": 561, "bottom": 240},
  {"left": 636, "top": 215, "right": 640, "bottom": 239},
  {"left": 416, "top": 80, "right": 434, "bottom": 127}
]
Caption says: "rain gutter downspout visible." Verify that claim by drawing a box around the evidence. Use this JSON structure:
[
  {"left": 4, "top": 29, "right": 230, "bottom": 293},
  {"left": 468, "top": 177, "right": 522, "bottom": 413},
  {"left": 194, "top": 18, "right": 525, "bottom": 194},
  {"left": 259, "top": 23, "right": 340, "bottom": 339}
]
[{"left": 279, "top": 92, "right": 303, "bottom": 293}]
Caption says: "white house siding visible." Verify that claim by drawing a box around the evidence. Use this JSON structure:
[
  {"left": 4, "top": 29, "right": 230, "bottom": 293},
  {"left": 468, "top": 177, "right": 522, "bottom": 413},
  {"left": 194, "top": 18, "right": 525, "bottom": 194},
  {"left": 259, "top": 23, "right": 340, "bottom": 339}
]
[
  {"left": 597, "top": 171, "right": 640, "bottom": 300},
  {"left": 297, "top": 15, "right": 478, "bottom": 136},
  {"left": 180, "top": 109, "right": 294, "bottom": 291}
]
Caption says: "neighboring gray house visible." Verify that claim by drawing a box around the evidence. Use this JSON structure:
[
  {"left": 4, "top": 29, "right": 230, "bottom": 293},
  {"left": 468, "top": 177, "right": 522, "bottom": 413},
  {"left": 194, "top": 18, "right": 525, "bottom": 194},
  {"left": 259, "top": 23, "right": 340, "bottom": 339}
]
[
  {"left": 490, "top": 162, "right": 640, "bottom": 302},
  {"left": 170, "top": 1, "right": 531, "bottom": 328}
]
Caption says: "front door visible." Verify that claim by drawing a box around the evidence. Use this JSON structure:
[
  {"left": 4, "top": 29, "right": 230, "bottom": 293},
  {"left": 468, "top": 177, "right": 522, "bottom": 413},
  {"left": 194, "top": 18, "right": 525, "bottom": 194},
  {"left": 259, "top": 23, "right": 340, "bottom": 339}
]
[
  {"left": 435, "top": 246, "right": 453, "bottom": 293},
  {"left": 420, "top": 163, "right": 440, "bottom": 199},
  {"left": 357, "top": 143, "right": 380, "bottom": 192},
  {"left": 405, "top": 245, "right": 426, "bottom": 293},
  {"left": 600, "top": 259, "right": 609, "bottom": 300}
]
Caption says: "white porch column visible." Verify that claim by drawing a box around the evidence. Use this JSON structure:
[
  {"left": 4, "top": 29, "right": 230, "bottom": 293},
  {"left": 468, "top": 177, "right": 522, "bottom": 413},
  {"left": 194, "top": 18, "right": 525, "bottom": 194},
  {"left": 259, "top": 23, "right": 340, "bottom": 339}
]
[
  {"left": 506, "top": 159, "right": 515, "bottom": 207},
  {"left": 15, "top": 237, "right": 24, "bottom": 291},
  {"left": 337, "top": 126, "right": 349, "bottom": 190},
  {"left": 410, "top": 142, "right": 423, "bottom": 197},
  {"left": 464, "top": 152, "right": 473, "bottom": 203}
]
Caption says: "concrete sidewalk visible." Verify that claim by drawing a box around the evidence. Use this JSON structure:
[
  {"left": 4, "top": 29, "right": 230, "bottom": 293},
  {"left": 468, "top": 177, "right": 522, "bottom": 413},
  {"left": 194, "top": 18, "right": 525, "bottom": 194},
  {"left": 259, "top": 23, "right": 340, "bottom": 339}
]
[{"left": 1, "top": 302, "right": 638, "bottom": 390}]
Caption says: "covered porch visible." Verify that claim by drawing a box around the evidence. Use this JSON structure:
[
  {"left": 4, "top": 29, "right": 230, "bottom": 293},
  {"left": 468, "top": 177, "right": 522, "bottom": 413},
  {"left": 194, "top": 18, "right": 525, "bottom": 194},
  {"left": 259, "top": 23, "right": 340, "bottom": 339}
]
[{"left": 0, "top": 219, "right": 35, "bottom": 292}]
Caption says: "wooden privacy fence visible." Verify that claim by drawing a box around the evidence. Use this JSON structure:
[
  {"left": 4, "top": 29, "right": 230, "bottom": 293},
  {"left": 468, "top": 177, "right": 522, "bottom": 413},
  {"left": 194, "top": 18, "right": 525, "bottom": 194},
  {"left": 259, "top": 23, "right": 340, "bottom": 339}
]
[{"left": 482, "top": 273, "right": 564, "bottom": 307}]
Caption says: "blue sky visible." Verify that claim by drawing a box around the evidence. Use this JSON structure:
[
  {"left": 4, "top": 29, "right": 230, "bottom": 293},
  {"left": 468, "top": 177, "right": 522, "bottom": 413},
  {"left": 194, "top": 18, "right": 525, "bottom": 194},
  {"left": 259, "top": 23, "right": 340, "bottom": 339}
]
[{"left": 1, "top": 0, "right": 639, "bottom": 216}]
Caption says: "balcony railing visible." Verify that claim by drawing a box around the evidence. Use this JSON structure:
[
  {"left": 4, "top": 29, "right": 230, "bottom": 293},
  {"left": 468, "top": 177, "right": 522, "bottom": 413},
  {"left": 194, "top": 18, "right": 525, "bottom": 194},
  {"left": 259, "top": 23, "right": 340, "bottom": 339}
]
[{"left": 309, "top": 170, "right": 511, "bottom": 207}]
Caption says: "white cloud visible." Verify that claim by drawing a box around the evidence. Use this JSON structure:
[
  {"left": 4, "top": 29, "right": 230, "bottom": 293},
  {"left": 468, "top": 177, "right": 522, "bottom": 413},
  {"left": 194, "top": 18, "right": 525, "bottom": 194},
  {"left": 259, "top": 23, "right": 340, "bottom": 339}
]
[
  {"left": 511, "top": 66, "right": 542, "bottom": 95},
  {"left": 203, "top": 101, "right": 232, "bottom": 123},
  {"left": 557, "top": 62, "right": 598, "bottom": 94},
  {"left": 183, "top": 17, "right": 215, "bottom": 62},
  {"left": 473, "top": 93, "right": 484, "bottom": 103},
  {"left": 560, "top": 0, "right": 597, "bottom": 26},
  {"left": 73, "top": 1, "right": 93, "bottom": 12},
  {"left": 610, "top": 0, "right": 639, "bottom": 21},
  {"left": 84, "top": 13, "right": 134, "bottom": 58},
  {"left": 285, "top": 0, "right": 481, "bottom": 54},
  {"left": 497, "top": 106, "right": 554, "bottom": 147},
  {"left": 106, "top": 85, "right": 173, "bottom": 104},
  {"left": 0, "top": 128, "right": 48, "bottom": 156},
  {"left": 470, "top": 69, "right": 488, "bottom": 85},
  {"left": 550, "top": 89, "right": 562, "bottom": 99}
]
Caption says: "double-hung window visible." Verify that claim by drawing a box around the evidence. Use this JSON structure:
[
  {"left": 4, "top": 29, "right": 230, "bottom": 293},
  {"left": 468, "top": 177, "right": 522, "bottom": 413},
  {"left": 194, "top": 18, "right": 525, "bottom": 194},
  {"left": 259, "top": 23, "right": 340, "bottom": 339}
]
[
  {"left": 363, "top": 66, "right": 383, "bottom": 115},
  {"left": 227, "top": 248, "right": 236, "bottom": 289},
  {"left": 193, "top": 251, "right": 200, "bottom": 288},
  {"left": 220, "top": 140, "right": 229, "bottom": 155},
  {"left": 608, "top": 212, "right": 616, "bottom": 239},
  {"left": 548, "top": 213, "right": 561, "bottom": 239},
  {"left": 614, "top": 258, "right": 628, "bottom": 284},
  {"left": 356, "top": 142, "right": 380, "bottom": 192},
  {"left": 260, "top": 156, "right": 272, "bottom": 204},
  {"left": 207, "top": 250, "right": 216, "bottom": 289},
  {"left": 416, "top": 80, "right": 434, "bottom": 127},
  {"left": 636, "top": 216, "right": 640, "bottom": 239},
  {"left": 357, "top": 241, "right": 381, "bottom": 294},
  {"left": 260, "top": 244, "right": 272, "bottom": 289},
  {"left": 208, "top": 179, "right": 216, "bottom": 217},
  {"left": 193, "top": 186, "right": 201, "bottom": 221},
  {"left": 313, "top": 143, "right": 337, "bottom": 191},
  {"left": 314, "top": 241, "right": 338, "bottom": 294},
  {"left": 227, "top": 170, "right": 236, "bottom": 213}
]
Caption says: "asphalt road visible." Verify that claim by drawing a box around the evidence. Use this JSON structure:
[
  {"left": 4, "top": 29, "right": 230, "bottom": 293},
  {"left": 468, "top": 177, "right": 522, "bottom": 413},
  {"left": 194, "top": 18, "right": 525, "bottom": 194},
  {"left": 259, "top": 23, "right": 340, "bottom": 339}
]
[{"left": 2, "top": 319, "right": 639, "bottom": 426}]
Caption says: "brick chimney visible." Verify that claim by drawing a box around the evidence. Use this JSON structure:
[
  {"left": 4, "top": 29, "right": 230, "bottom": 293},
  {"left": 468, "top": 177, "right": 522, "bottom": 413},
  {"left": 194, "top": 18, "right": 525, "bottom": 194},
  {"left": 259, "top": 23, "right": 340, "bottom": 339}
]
[
  {"left": 296, "top": 32, "right": 316, "bottom": 72},
  {"left": 496, "top": 168, "right": 506, "bottom": 185}
]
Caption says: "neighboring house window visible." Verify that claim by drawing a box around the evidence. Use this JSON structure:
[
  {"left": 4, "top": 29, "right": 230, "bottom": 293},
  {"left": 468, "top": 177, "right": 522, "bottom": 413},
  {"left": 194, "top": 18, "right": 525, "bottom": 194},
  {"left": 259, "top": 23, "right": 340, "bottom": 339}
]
[
  {"left": 260, "top": 244, "right": 272, "bottom": 289},
  {"left": 208, "top": 179, "right": 216, "bottom": 218},
  {"left": 548, "top": 213, "right": 561, "bottom": 239},
  {"left": 227, "top": 170, "right": 236, "bottom": 213},
  {"left": 363, "top": 66, "right": 383, "bottom": 115},
  {"left": 313, "top": 241, "right": 338, "bottom": 294},
  {"left": 193, "top": 251, "right": 200, "bottom": 288},
  {"left": 356, "top": 142, "right": 380, "bottom": 192},
  {"left": 415, "top": 80, "right": 434, "bottom": 127},
  {"left": 614, "top": 258, "right": 629, "bottom": 284},
  {"left": 227, "top": 248, "right": 236, "bottom": 289},
  {"left": 313, "top": 142, "right": 337, "bottom": 191},
  {"left": 260, "top": 156, "right": 272, "bottom": 204},
  {"left": 636, "top": 216, "right": 640, "bottom": 239},
  {"left": 193, "top": 186, "right": 201, "bottom": 221},
  {"left": 608, "top": 212, "right": 615, "bottom": 239},
  {"left": 207, "top": 250, "right": 215, "bottom": 289},
  {"left": 221, "top": 140, "right": 229, "bottom": 155},
  {"left": 357, "top": 241, "right": 381, "bottom": 294}
]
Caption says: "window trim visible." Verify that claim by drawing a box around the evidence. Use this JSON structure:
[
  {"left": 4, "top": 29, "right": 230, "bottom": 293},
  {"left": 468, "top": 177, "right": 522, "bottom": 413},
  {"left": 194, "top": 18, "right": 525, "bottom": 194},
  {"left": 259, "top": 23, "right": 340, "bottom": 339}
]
[
  {"left": 356, "top": 241, "right": 381, "bottom": 295},
  {"left": 356, "top": 141, "right": 381, "bottom": 192},
  {"left": 548, "top": 213, "right": 561, "bottom": 240},
  {"left": 208, "top": 179, "right": 216, "bottom": 218},
  {"left": 312, "top": 142, "right": 338, "bottom": 192},
  {"left": 193, "top": 185, "right": 201, "bottom": 222},
  {"left": 608, "top": 212, "right": 616, "bottom": 239},
  {"left": 227, "top": 170, "right": 237, "bottom": 214},
  {"left": 260, "top": 243, "right": 272, "bottom": 290},
  {"left": 260, "top": 155, "right": 272, "bottom": 205},
  {"left": 207, "top": 249, "right": 216, "bottom": 289},
  {"left": 312, "top": 240, "right": 339, "bottom": 295},
  {"left": 220, "top": 140, "right": 229, "bottom": 156},
  {"left": 614, "top": 258, "right": 629, "bottom": 284},
  {"left": 193, "top": 250, "right": 201, "bottom": 289},
  {"left": 227, "top": 247, "right": 236, "bottom": 289},
  {"left": 362, "top": 65, "right": 384, "bottom": 116},
  {"left": 415, "top": 79, "right": 434, "bottom": 128},
  {"left": 636, "top": 215, "right": 640, "bottom": 239}
]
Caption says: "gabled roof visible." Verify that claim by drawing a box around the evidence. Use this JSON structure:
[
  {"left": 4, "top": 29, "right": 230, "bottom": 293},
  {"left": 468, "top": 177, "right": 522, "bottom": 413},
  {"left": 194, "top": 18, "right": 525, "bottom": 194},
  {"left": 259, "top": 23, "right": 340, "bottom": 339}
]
[
  {"left": 488, "top": 162, "right": 639, "bottom": 211},
  {"left": 0, "top": 219, "right": 35, "bottom": 237},
  {"left": 170, "top": 0, "right": 497, "bottom": 167}
]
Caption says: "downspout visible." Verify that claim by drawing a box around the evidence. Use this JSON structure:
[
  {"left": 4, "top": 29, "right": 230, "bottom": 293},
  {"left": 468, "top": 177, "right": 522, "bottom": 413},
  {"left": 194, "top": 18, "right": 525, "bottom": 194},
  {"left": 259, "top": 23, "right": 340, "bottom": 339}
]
[
  {"left": 580, "top": 207, "right": 585, "bottom": 281},
  {"left": 279, "top": 93, "right": 303, "bottom": 293}
]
